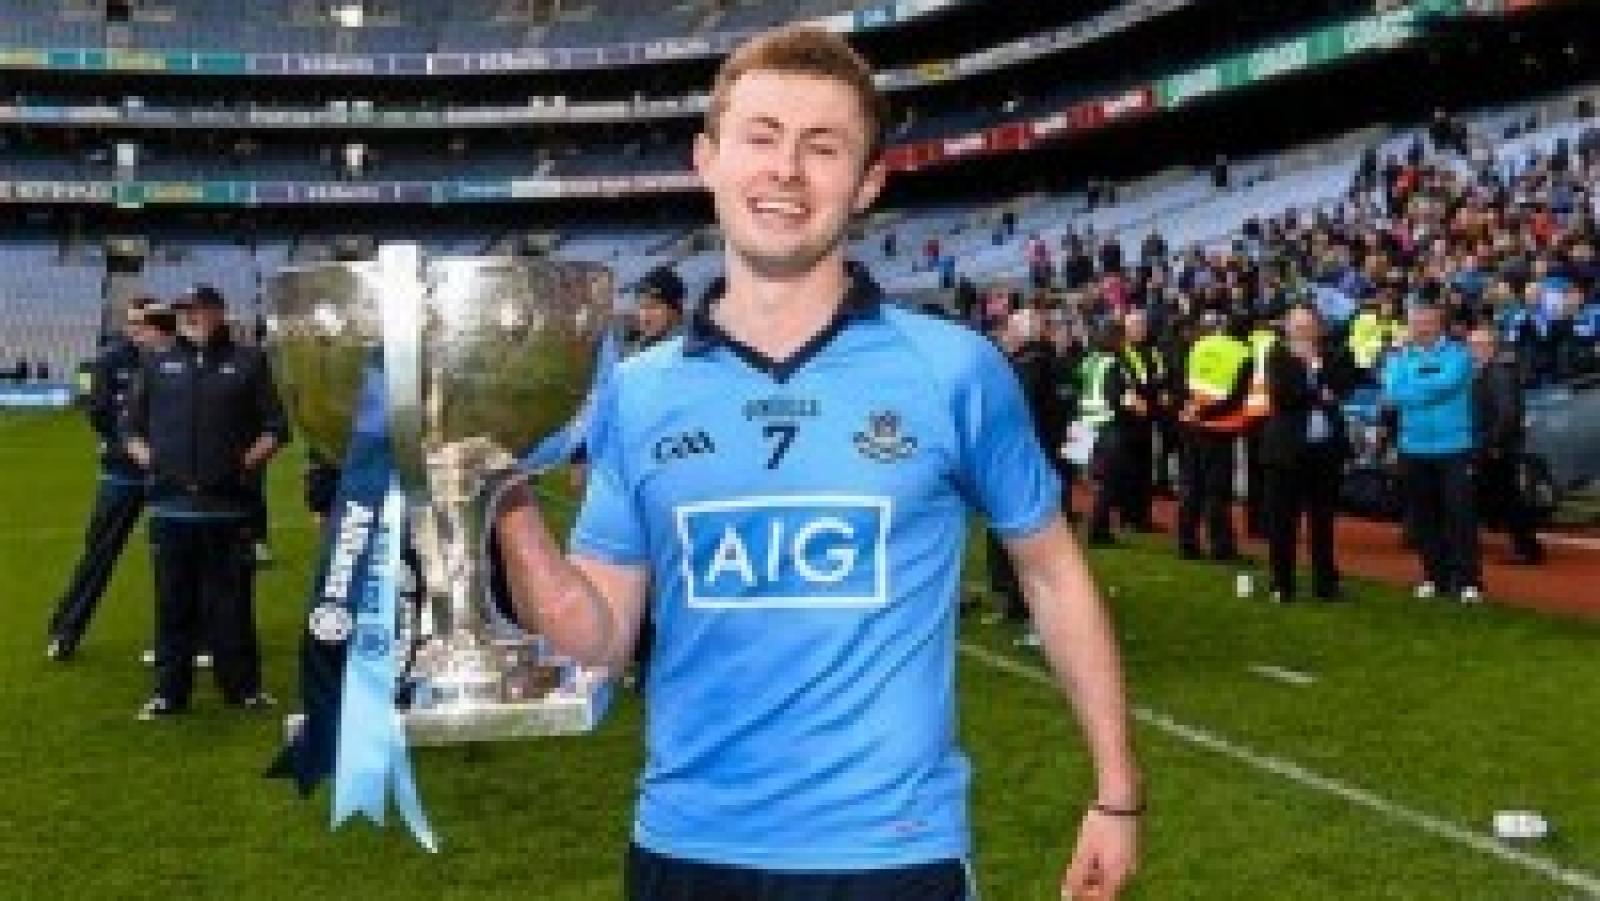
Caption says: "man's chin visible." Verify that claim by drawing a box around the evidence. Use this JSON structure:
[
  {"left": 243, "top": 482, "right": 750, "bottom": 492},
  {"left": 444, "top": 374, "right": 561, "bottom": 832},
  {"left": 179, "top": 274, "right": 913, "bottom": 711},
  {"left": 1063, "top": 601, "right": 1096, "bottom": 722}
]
[{"left": 730, "top": 239, "right": 842, "bottom": 281}]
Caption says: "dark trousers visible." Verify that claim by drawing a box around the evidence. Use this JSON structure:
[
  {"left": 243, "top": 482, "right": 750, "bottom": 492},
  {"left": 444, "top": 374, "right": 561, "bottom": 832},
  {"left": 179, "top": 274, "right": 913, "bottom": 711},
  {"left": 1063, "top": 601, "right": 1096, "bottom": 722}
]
[
  {"left": 150, "top": 516, "right": 260, "bottom": 706},
  {"left": 48, "top": 478, "right": 144, "bottom": 644},
  {"left": 1244, "top": 429, "right": 1267, "bottom": 537},
  {"left": 1178, "top": 431, "right": 1238, "bottom": 559},
  {"left": 1475, "top": 453, "right": 1543, "bottom": 559},
  {"left": 625, "top": 844, "right": 968, "bottom": 901},
  {"left": 247, "top": 470, "right": 268, "bottom": 540},
  {"left": 986, "top": 526, "right": 1025, "bottom": 621},
  {"left": 1263, "top": 454, "right": 1341, "bottom": 598},
  {"left": 1154, "top": 419, "right": 1180, "bottom": 494},
  {"left": 1089, "top": 424, "right": 1153, "bottom": 539},
  {"left": 1401, "top": 453, "right": 1481, "bottom": 592}
]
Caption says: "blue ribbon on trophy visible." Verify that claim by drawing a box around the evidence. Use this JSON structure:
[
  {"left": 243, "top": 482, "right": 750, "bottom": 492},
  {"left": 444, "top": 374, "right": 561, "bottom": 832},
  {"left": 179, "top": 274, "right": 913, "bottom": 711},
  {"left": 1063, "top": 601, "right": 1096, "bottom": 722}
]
[{"left": 268, "top": 357, "right": 435, "bottom": 851}]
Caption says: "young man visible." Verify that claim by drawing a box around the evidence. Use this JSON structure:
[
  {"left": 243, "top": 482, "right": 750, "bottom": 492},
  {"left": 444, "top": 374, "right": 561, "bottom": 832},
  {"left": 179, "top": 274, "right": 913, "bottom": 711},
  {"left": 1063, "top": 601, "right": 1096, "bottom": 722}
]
[{"left": 496, "top": 25, "right": 1139, "bottom": 900}]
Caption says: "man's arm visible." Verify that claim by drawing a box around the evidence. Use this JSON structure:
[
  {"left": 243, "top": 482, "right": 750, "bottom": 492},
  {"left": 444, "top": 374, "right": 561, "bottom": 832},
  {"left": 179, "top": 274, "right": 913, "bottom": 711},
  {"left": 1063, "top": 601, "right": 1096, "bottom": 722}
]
[
  {"left": 1005, "top": 514, "right": 1139, "bottom": 897},
  {"left": 494, "top": 478, "right": 648, "bottom": 670},
  {"left": 243, "top": 354, "right": 290, "bottom": 471},
  {"left": 1006, "top": 514, "right": 1139, "bottom": 806},
  {"left": 122, "top": 357, "right": 152, "bottom": 469}
]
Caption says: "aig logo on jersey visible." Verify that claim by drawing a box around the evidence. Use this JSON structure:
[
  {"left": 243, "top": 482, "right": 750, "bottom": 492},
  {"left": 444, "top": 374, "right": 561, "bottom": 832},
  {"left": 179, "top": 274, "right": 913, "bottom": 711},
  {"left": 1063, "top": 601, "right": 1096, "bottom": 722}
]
[{"left": 675, "top": 496, "right": 891, "bottom": 609}]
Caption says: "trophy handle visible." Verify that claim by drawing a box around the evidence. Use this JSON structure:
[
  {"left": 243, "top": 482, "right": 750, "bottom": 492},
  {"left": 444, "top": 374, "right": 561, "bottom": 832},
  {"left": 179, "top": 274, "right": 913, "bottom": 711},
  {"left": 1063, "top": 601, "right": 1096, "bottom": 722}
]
[{"left": 377, "top": 242, "right": 427, "bottom": 491}]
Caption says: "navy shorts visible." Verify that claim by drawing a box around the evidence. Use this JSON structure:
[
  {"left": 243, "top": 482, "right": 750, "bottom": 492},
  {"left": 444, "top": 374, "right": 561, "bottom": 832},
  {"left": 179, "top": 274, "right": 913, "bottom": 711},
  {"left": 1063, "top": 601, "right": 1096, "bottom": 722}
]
[{"left": 625, "top": 843, "right": 972, "bottom": 901}]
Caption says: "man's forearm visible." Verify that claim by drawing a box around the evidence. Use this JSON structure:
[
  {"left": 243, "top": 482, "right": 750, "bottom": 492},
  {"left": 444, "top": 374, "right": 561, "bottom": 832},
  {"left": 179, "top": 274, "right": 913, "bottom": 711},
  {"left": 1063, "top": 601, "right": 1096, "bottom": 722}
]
[
  {"left": 1021, "top": 538, "right": 1141, "bottom": 805},
  {"left": 495, "top": 485, "right": 617, "bottom": 666}
]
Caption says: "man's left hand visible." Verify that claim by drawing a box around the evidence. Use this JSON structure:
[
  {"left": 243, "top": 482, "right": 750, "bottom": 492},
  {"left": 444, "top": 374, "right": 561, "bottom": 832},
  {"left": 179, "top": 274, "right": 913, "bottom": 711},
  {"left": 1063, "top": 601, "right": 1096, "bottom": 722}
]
[{"left": 1061, "top": 809, "right": 1139, "bottom": 900}]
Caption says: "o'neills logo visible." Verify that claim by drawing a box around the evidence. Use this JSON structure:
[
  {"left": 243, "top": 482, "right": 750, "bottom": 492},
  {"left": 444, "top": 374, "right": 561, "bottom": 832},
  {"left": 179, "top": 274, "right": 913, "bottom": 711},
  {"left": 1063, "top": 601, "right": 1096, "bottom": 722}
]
[{"left": 323, "top": 501, "right": 376, "bottom": 601}]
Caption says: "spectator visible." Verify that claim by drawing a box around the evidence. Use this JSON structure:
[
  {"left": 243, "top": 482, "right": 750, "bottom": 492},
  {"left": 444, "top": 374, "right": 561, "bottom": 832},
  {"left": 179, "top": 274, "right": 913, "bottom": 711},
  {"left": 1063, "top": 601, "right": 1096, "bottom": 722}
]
[
  {"left": 1382, "top": 304, "right": 1481, "bottom": 603},
  {"left": 1261, "top": 306, "right": 1356, "bottom": 603},
  {"left": 1467, "top": 327, "right": 1544, "bottom": 565}
]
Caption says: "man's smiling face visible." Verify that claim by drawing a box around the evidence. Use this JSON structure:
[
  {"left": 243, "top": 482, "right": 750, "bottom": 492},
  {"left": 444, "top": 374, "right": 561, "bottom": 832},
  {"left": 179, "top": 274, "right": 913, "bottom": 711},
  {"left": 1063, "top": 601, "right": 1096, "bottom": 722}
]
[{"left": 695, "top": 70, "right": 885, "bottom": 281}]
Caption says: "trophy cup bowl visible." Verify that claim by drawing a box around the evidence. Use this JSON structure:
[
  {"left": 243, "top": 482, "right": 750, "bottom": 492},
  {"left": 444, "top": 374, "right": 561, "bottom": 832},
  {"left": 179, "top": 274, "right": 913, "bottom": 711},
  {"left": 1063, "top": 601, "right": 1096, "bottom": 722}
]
[{"left": 267, "top": 243, "right": 615, "bottom": 745}]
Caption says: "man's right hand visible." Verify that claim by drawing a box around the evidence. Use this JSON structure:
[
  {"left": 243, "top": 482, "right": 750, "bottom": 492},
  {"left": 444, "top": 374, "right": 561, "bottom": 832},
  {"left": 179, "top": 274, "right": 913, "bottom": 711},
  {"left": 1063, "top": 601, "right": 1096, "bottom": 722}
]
[{"left": 126, "top": 439, "right": 151, "bottom": 470}]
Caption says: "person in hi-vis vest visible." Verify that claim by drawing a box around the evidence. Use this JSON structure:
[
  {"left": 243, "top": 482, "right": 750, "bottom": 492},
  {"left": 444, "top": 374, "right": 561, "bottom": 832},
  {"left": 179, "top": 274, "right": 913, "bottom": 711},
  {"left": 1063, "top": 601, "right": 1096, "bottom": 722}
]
[
  {"left": 1086, "top": 312, "right": 1163, "bottom": 545},
  {"left": 1177, "top": 312, "right": 1253, "bottom": 562}
]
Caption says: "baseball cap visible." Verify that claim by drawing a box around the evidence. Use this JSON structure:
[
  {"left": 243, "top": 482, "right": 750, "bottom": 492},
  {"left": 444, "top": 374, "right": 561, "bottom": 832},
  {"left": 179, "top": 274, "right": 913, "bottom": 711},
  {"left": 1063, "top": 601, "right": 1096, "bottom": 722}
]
[
  {"left": 174, "top": 284, "right": 226, "bottom": 310},
  {"left": 636, "top": 266, "right": 685, "bottom": 313}
]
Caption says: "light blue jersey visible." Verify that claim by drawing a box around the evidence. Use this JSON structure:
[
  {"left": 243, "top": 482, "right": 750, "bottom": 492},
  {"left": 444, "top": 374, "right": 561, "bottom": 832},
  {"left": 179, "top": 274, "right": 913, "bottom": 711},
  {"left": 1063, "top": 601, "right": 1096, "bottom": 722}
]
[{"left": 571, "top": 266, "right": 1061, "bottom": 872}]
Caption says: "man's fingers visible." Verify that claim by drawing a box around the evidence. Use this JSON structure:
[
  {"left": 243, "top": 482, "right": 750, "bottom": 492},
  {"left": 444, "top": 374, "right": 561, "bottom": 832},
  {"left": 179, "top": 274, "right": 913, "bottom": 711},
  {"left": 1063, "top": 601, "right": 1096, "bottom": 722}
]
[{"left": 1063, "top": 848, "right": 1101, "bottom": 898}]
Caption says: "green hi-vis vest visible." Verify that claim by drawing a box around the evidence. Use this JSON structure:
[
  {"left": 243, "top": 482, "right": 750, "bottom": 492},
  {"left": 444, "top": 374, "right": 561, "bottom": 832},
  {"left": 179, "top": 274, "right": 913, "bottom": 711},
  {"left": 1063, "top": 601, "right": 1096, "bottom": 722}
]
[
  {"left": 1187, "top": 333, "right": 1251, "bottom": 433},
  {"left": 1077, "top": 353, "right": 1116, "bottom": 427},
  {"left": 1121, "top": 346, "right": 1163, "bottom": 385},
  {"left": 1348, "top": 312, "right": 1403, "bottom": 370}
]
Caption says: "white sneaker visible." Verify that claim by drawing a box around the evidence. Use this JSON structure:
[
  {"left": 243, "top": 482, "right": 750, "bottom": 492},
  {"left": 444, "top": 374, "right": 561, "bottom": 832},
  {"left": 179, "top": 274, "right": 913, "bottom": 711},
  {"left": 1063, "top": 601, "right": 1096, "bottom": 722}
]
[
  {"left": 1458, "top": 586, "right": 1483, "bottom": 605},
  {"left": 140, "top": 648, "right": 156, "bottom": 666},
  {"left": 195, "top": 653, "right": 214, "bottom": 669},
  {"left": 1413, "top": 582, "right": 1438, "bottom": 601},
  {"left": 1014, "top": 628, "right": 1042, "bottom": 649}
]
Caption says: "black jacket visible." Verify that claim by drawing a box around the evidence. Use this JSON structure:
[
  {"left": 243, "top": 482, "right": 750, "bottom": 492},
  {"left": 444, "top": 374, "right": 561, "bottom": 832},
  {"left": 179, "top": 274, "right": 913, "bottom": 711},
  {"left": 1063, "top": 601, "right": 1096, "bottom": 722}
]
[
  {"left": 124, "top": 330, "right": 289, "bottom": 514},
  {"left": 1009, "top": 339, "right": 1068, "bottom": 455},
  {"left": 1260, "top": 343, "right": 1356, "bottom": 466},
  {"left": 1103, "top": 345, "right": 1165, "bottom": 431},
  {"left": 1472, "top": 358, "right": 1524, "bottom": 455},
  {"left": 86, "top": 337, "right": 145, "bottom": 479}
]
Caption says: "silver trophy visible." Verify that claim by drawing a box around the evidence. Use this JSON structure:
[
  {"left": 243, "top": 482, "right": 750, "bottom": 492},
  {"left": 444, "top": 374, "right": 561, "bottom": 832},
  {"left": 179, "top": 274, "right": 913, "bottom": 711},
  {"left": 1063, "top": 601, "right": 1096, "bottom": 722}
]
[{"left": 268, "top": 243, "right": 613, "bottom": 746}]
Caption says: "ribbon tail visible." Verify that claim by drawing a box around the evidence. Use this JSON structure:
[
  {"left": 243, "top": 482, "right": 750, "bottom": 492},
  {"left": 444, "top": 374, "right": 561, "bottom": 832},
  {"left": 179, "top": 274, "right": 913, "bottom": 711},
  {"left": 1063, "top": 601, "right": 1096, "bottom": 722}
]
[{"left": 390, "top": 714, "right": 439, "bottom": 853}]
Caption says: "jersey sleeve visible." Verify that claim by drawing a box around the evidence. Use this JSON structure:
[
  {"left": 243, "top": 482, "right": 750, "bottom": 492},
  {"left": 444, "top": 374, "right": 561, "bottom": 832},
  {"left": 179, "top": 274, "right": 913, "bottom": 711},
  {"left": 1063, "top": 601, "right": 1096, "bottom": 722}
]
[
  {"left": 569, "top": 375, "right": 648, "bottom": 566},
  {"left": 954, "top": 339, "right": 1063, "bottom": 538}
]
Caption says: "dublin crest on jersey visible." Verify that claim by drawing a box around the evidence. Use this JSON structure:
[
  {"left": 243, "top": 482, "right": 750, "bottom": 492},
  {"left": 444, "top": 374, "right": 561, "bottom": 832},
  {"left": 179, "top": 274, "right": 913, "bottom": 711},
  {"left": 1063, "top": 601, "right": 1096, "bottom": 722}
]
[{"left": 853, "top": 410, "right": 917, "bottom": 463}]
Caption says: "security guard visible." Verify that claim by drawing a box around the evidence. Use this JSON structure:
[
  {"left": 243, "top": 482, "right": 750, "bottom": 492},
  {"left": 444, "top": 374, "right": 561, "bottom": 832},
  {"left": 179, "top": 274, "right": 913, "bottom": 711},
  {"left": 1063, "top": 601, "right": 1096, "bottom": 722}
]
[
  {"left": 1087, "top": 311, "right": 1163, "bottom": 544},
  {"left": 1347, "top": 295, "right": 1405, "bottom": 380},
  {"left": 1178, "top": 312, "right": 1253, "bottom": 561},
  {"left": 46, "top": 298, "right": 176, "bottom": 660},
  {"left": 124, "top": 285, "right": 288, "bottom": 720}
]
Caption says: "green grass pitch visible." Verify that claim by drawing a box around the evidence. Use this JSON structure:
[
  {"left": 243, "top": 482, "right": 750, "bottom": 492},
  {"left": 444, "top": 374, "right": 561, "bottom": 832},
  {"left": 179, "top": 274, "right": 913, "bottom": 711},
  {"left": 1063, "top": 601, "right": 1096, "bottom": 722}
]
[{"left": 1, "top": 410, "right": 1597, "bottom": 899}]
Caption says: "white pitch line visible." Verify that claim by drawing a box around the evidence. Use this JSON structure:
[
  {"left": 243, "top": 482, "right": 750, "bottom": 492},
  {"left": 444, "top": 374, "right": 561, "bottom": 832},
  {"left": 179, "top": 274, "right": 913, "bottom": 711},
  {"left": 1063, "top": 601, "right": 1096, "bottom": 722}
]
[
  {"left": 1248, "top": 663, "right": 1319, "bottom": 686},
  {"left": 958, "top": 642, "right": 1600, "bottom": 897}
]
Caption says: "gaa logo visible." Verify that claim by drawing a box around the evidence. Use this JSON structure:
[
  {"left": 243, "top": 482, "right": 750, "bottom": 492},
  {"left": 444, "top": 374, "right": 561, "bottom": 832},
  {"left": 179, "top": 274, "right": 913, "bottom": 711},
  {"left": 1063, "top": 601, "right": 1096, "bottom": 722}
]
[
  {"left": 653, "top": 430, "right": 716, "bottom": 464},
  {"left": 674, "top": 495, "right": 891, "bottom": 609}
]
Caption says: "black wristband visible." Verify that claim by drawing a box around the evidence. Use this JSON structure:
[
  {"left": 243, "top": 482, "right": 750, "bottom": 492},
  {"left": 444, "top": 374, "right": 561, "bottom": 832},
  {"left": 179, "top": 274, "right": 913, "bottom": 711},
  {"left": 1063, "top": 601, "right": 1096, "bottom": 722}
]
[{"left": 1091, "top": 800, "right": 1145, "bottom": 818}]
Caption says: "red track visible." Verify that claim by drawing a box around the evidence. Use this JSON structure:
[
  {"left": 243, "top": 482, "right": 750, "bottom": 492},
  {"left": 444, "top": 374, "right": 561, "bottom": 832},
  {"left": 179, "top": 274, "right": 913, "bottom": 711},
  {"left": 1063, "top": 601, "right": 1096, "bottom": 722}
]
[{"left": 1078, "top": 490, "right": 1600, "bottom": 620}]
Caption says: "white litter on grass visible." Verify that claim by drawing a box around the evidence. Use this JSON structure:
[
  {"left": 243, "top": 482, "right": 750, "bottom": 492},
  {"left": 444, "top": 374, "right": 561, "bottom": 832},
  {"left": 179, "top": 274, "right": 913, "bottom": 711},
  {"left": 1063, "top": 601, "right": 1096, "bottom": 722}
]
[
  {"left": 1248, "top": 664, "right": 1319, "bottom": 686},
  {"left": 958, "top": 642, "right": 1600, "bottom": 898}
]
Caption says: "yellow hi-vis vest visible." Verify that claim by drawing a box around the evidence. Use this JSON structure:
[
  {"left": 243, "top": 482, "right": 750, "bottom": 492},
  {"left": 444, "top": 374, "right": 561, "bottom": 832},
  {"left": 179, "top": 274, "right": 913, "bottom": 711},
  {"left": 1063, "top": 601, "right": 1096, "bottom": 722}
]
[
  {"left": 1348, "top": 312, "right": 1406, "bottom": 370},
  {"left": 1186, "top": 333, "right": 1251, "bottom": 433},
  {"left": 1076, "top": 353, "right": 1116, "bottom": 427},
  {"left": 1245, "top": 329, "right": 1276, "bottom": 421}
]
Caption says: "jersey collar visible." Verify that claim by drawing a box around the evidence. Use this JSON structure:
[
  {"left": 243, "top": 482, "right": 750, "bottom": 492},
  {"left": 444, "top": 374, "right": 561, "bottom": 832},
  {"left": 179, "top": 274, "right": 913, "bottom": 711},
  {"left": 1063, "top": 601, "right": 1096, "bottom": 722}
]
[{"left": 683, "top": 262, "right": 884, "bottom": 383}]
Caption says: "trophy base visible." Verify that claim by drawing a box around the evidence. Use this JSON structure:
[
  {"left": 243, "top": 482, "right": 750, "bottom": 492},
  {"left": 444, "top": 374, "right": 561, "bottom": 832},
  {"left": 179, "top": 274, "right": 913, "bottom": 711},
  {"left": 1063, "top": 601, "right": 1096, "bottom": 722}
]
[{"left": 403, "top": 677, "right": 612, "bottom": 746}]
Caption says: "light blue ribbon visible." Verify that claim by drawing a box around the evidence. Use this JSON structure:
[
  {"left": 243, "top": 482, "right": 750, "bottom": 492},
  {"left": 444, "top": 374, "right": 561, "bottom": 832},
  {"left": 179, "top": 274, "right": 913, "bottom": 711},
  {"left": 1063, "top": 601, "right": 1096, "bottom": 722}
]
[{"left": 332, "top": 478, "right": 438, "bottom": 852}]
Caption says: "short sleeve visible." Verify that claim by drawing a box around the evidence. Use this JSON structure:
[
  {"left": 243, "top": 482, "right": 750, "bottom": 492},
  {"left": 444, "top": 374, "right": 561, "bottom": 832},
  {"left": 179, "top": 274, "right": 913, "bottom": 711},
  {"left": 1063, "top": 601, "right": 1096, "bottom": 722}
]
[
  {"left": 569, "top": 376, "right": 648, "bottom": 565},
  {"left": 954, "top": 340, "right": 1062, "bottom": 538}
]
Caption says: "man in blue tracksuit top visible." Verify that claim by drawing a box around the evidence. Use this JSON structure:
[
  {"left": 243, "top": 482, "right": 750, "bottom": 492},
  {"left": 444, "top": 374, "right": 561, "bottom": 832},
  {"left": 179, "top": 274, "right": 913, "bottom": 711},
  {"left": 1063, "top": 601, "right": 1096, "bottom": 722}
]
[
  {"left": 492, "top": 25, "right": 1140, "bottom": 901},
  {"left": 124, "top": 285, "right": 289, "bottom": 719},
  {"left": 1381, "top": 304, "right": 1481, "bottom": 602},
  {"left": 46, "top": 298, "right": 176, "bottom": 660}
]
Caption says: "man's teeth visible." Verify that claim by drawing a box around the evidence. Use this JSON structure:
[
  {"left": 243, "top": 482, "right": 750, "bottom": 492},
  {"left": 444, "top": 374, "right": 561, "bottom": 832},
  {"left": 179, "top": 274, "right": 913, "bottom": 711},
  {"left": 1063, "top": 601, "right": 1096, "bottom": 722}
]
[{"left": 752, "top": 199, "right": 807, "bottom": 216}]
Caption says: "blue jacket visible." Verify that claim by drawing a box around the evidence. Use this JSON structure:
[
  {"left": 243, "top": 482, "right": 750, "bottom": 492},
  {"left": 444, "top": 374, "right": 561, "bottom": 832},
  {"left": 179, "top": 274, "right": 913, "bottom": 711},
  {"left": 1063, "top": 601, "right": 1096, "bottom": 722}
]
[{"left": 1380, "top": 337, "right": 1475, "bottom": 457}]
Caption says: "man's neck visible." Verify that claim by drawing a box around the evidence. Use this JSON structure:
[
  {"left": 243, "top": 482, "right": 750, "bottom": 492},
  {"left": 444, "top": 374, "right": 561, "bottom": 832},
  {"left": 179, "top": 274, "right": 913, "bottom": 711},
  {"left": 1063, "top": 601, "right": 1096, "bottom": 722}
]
[{"left": 714, "top": 255, "right": 852, "bottom": 361}]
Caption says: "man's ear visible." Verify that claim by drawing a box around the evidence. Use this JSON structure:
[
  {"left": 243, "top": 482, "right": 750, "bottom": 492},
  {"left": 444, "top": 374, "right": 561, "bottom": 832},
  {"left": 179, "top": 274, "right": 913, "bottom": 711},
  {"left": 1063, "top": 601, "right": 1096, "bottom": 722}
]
[
  {"left": 853, "top": 157, "right": 889, "bottom": 215},
  {"left": 692, "top": 132, "right": 716, "bottom": 183}
]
